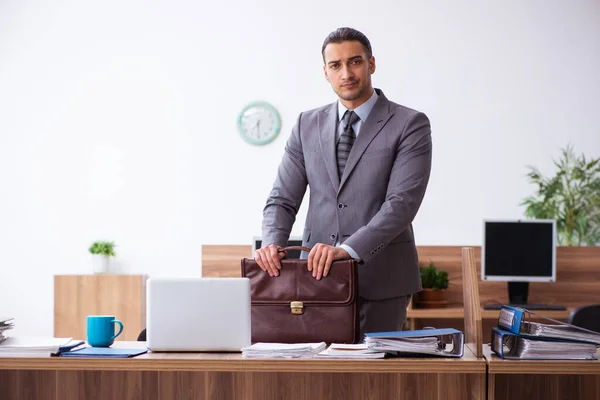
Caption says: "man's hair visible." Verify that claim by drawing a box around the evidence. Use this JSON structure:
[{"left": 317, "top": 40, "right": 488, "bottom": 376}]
[{"left": 321, "top": 27, "right": 373, "bottom": 62}]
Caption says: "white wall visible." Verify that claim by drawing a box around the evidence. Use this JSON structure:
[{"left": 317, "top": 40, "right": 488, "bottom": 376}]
[{"left": 1, "top": 0, "right": 598, "bottom": 337}]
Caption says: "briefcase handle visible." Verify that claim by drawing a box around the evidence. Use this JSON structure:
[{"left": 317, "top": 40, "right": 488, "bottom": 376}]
[{"left": 278, "top": 246, "right": 311, "bottom": 253}]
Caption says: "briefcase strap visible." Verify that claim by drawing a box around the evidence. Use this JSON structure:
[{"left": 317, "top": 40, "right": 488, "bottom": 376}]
[{"left": 278, "top": 246, "right": 311, "bottom": 253}]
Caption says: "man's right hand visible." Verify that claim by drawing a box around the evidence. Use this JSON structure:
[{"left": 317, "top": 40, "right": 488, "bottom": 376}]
[{"left": 254, "top": 244, "right": 286, "bottom": 277}]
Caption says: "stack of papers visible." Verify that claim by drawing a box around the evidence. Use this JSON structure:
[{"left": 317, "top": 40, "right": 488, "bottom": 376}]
[
  {"left": 0, "top": 317, "right": 14, "bottom": 344},
  {"left": 315, "top": 343, "right": 386, "bottom": 359},
  {"left": 366, "top": 336, "right": 440, "bottom": 352},
  {"left": 523, "top": 321, "right": 600, "bottom": 344},
  {"left": 515, "top": 335, "right": 597, "bottom": 359},
  {"left": 241, "top": 342, "right": 327, "bottom": 358},
  {"left": 0, "top": 336, "right": 79, "bottom": 354}
]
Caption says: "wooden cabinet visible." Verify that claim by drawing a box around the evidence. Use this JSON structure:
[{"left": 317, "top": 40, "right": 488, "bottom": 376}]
[{"left": 54, "top": 275, "right": 147, "bottom": 341}]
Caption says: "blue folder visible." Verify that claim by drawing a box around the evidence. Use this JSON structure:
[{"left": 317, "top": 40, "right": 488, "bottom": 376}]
[{"left": 59, "top": 347, "right": 148, "bottom": 358}]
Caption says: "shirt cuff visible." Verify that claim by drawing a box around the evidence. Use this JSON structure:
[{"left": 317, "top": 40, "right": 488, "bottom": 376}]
[{"left": 340, "top": 244, "right": 359, "bottom": 260}]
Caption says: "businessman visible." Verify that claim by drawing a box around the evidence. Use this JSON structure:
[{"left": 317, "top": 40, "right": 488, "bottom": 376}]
[{"left": 255, "top": 27, "right": 432, "bottom": 335}]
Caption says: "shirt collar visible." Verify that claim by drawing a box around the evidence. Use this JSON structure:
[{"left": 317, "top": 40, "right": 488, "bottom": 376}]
[{"left": 338, "top": 89, "right": 379, "bottom": 123}]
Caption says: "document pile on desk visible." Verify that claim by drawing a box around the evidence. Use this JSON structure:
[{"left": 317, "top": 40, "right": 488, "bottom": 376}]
[
  {"left": 241, "top": 342, "right": 327, "bottom": 358},
  {"left": 0, "top": 317, "right": 14, "bottom": 344},
  {"left": 0, "top": 336, "right": 82, "bottom": 355},
  {"left": 491, "top": 305, "right": 600, "bottom": 360},
  {"left": 315, "top": 343, "right": 386, "bottom": 359},
  {"left": 364, "top": 328, "right": 465, "bottom": 358}
]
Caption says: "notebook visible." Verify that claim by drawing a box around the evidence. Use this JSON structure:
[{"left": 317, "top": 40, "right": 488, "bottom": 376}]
[
  {"left": 59, "top": 347, "right": 148, "bottom": 358},
  {"left": 146, "top": 277, "right": 252, "bottom": 352}
]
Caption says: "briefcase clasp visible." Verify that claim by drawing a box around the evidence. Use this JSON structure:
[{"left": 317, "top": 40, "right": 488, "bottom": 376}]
[{"left": 290, "top": 301, "right": 304, "bottom": 315}]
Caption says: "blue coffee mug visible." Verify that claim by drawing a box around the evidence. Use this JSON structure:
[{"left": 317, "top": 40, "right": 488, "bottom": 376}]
[{"left": 86, "top": 315, "right": 123, "bottom": 347}]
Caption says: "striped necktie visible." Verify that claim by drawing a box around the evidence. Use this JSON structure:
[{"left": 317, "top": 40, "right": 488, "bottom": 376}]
[{"left": 336, "top": 110, "right": 360, "bottom": 180}]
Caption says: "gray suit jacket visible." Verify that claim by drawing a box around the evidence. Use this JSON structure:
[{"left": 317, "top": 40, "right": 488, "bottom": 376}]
[{"left": 262, "top": 89, "right": 432, "bottom": 300}]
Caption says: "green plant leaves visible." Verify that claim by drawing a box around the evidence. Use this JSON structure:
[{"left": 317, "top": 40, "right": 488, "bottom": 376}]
[
  {"left": 521, "top": 145, "right": 600, "bottom": 246},
  {"left": 419, "top": 262, "right": 449, "bottom": 290},
  {"left": 89, "top": 241, "right": 116, "bottom": 256}
]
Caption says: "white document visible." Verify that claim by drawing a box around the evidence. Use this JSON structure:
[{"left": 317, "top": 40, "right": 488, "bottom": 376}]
[
  {"left": 241, "top": 342, "right": 327, "bottom": 358},
  {"left": 315, "top": 343, "right": 386, "bottom": 359},
  {"left": 0, "top": 336, "right": 74, "bottom": 351}
]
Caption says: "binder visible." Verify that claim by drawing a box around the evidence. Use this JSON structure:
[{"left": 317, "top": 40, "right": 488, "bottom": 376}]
[
  {"left": 491, "top": 327, "right": 598, "bottom": 360},
  {"left": 497, "top": 305, "right": 600, "bottom": 345},
  {"left": 59, "top": 347, "right": 148, "bottom": 358},
  {"left": 364, "top": 328, "right": 464, "bottom": 358}
]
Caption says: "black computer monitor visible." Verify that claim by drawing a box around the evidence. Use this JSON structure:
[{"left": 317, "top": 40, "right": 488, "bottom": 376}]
[
  {"left": 252, "top": 236, "right": 304, "bottom": 259},
  {"left": 482, "top": 219, "right": 556, "bottom": 307}
]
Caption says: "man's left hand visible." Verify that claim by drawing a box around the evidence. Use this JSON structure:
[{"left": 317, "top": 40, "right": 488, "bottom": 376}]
[{"left": 307, "top": 243, "right": 351, "bottom": 280}]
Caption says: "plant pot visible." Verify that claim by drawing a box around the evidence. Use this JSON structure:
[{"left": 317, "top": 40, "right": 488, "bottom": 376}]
[
  {"left": 92, "top": 254, "right": 110, "bottom": 274},
  {"left": 416, "top": 288, "right": 448, "bottom": 308}
]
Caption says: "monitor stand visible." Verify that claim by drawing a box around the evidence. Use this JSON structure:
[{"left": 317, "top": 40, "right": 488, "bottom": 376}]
[
  {"left": 508, "top": 282, "right": 529, "bottom": 304},
  {"left": 483, "top": 282, "right": 567, "bottom": 310}
]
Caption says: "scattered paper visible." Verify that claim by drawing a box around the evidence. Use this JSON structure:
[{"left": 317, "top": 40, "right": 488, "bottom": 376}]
[
  {"left": 0, "top": 336, "right": 74, "bottom": 352},
  {"left": 241, "top": 342, "right": 327, "bottom": 358}
]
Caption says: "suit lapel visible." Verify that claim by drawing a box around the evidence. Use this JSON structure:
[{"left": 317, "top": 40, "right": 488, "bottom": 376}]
[
  {"left": 318, "top": 102, "right": 340, "bottom": 193},
  {"left": 339, "top": 93, "right": 394, "bottom": 193}
]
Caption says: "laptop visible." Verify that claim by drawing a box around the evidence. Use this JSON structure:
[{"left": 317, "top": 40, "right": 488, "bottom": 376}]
[{"left": 146, "top": 277, "right": 251, "bottom": 352}]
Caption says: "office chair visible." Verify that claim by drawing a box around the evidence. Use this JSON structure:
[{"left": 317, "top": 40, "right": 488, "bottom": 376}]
[
  {"left": 137, "top": 328, "right": 147, "bottom": 341},
  {"left": 568, "top": 304, "right": 600, "bottom": 333}
]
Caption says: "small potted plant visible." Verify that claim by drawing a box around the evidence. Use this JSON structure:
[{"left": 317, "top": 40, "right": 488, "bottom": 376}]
[
  {"left": 89, "top": 241, "right": 116, "bottom": 274},
  {"left": 416, "top": 261, "right": 449, "bottom": 308}
]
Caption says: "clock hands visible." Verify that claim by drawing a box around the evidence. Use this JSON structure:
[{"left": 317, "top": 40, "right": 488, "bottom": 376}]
[{"left": 255, "top": 119, "right": 261, "bottom": 138}]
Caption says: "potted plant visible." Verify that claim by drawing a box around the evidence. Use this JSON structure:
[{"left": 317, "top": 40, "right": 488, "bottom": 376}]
[
  {"left": 89, "top": 241, "right": 116, "bottom": 274},
  {"left": 416, "top": 261, "right": 449, "bottom": 308},
  {"left": 521, "top": 145, "right": 600, "bottom": 246}
]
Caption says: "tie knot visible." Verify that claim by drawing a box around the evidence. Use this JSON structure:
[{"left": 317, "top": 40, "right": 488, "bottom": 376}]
[{"left": 342, "top": 110, "right": 360, "bottom": 131}]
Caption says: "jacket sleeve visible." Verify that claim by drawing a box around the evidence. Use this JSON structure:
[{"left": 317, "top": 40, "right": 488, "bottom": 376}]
[{"left": 261, "top": 113, "right": 308, "bottom": 247}]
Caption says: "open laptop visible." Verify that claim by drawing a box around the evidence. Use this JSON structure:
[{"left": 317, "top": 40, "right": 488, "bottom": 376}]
[{"left": 146, "top": 277, "right": 251, "bottom": 352}]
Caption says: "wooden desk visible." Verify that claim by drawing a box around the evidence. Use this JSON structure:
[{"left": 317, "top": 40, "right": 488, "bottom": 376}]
[
  {"left": 0, "top": 342, "right": 486, "bottom": 400},
  {"left": 484, "top": 345, "right": 600, "bottom": 400}
]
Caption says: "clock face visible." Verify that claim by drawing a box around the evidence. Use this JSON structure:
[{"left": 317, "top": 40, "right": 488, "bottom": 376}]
[{"left": 237, "top": 101, "right": 281, "bottom": 145}]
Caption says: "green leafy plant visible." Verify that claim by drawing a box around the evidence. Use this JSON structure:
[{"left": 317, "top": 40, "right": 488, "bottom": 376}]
[
  {"left": 88, "top": 241, "right": 116, "bottom": 257},
  {"left": 521, "top": 145, "right": 600, "bottom": 246},
  {"left": 419, "top": 261, "right": 449, "bottom": 290}
]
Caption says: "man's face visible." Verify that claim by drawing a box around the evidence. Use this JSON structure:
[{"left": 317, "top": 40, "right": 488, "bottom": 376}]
[{"left": 323, "top": 40, "right": 376, "bottom": 107}]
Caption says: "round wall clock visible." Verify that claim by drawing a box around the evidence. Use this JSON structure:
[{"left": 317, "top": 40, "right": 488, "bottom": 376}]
[{"left": 237, "top": 101, "right": 281, "bottom": 145}]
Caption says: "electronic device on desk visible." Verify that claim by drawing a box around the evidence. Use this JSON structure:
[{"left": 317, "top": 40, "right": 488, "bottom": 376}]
[
  {"left": 146, "top": 277, "right": 251, "bottom": 352},
  {"left": 481, "top": 219, "right": 567, "bottom": 311},
  {"left": 252, "top": 236, "right": 303, "bottom": 258}
]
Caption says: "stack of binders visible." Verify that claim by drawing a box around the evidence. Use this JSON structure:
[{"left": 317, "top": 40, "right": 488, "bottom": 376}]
[{"left": 491, "top": 305, "right": 600, "bottom": 360}]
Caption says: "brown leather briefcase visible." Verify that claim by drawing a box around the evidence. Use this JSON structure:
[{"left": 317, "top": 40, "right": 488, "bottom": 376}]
[{"left": 241, "top": 246, "right": 359, "bottom": 344}]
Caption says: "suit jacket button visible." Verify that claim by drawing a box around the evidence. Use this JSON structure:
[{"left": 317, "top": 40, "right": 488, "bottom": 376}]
[
  {"left": 337, "top": 203, "right": 344, "bottom": 209},
  {"left": 330, "top": 234, "right": 336, "bottom": 240}
]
